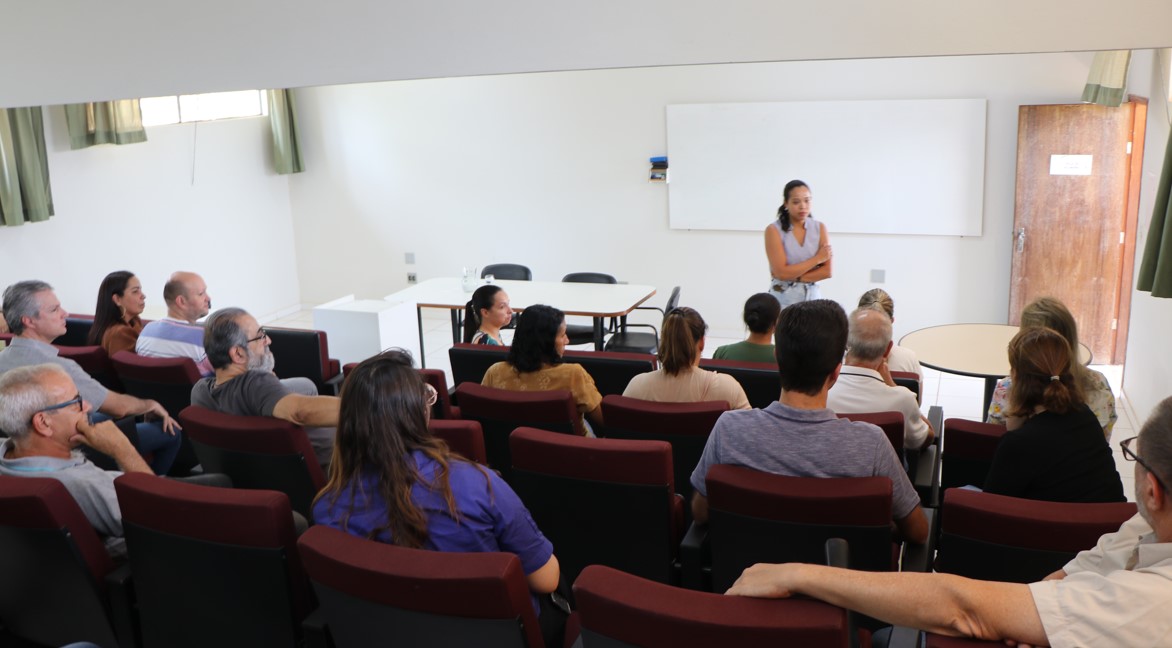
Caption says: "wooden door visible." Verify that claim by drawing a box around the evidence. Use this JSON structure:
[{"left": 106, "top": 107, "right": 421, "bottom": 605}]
[{"left": 1009, "top": 102, "right": 1144, "bottom": 364}]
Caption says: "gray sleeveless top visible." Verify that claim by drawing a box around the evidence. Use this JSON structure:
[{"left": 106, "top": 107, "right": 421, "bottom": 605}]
[{"left": 770, "top": 216, "right": 821, "bottom": 271}]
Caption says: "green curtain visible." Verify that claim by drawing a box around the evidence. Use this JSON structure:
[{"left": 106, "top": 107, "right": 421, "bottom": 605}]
[
  {"left": 1137, "top": 128, "right": 1172, "bottom": 297},
  {"left": 1081, "top": 50, "right": 1131, "bottom": 107},
  {"left": 63, "top": 100, "right": 147, "bottom": 149},
  {"left": 0, "top": 107, "right": 54, "bottom": 227},
  {"left": 268, "top": 89, "right": 304, "bottom": 174}
]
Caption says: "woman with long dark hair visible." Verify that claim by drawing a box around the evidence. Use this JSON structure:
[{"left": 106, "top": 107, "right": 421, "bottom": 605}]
[
  {"left": 765, "top": 180, "right": 832, "bottom": 308},
  {"left": 481, "top": 304, "right": 604, "bottom": 435},
  {"left": 713, "top": 293, "right": 780, "bottom": 363},
  {"left": 313, "top": 349, "right": 563, "bottom": 638},
  {"left": 982, "top": 327, "right": 1124, "bottom": 503},
  {"left": 88, "top": 270, "right": 146, "bottom": 356},
  {"left": 625, "top": 307, "right": 750, "bottom": 409},
  {"left": 462, "top": 284, "right": 511, "bottom": 345}
]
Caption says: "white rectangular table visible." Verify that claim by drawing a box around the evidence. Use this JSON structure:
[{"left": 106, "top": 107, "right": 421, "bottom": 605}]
[{"left": 385, "top": 278, "right": 658, "bottom": 365}]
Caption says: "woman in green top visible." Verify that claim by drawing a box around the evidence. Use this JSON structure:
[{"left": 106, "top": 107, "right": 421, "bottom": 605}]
[{"left": 713, "top": 293, "right": 780, "bottom": 363}]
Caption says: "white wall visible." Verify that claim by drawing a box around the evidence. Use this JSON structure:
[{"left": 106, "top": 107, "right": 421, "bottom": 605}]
[
  {"left": 3, "top": 0, "right": 1170, "bottom": 109},
  {"left": 288, "top": 52, "right": 1099, "bottom": 340},
  {"left": 1123, "top": 48, "right": 1172, "bottom": 423},
  {"left": 0, "top": 109, "right": 300, "bottom": 322}
]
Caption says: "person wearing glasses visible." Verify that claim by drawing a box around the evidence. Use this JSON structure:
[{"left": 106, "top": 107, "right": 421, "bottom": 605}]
[
  {"left": 765, "top": 180, "right": 832, "bottom": 309},
  {"left": 0, "top": 281, "right": 182, "bottom": 475},
  {"left": 313, "top": 349, "right": 567, "bottom": 646},
  {"left": 727, "top": 396, "right": 1172, "bottom": 647},
  {"left": 982, "top": 326, "right": 1124, "bottom": 503},
  {"left": 0, "top": 364, "right": 152, "bottom": 556},
  {"left": 190, "top": 307, "right": 339, "bottom": 468}
]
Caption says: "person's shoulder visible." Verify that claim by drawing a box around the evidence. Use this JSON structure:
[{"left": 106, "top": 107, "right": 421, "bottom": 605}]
[{"left": 712, "top": 344, "right": 731, "bottom": 359}]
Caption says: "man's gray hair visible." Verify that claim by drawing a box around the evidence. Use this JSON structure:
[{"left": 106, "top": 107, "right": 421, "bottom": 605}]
[
  {"left": 1139, "top": 396, "right": 1172, "bottom": 493},
  {"left": 2, "top": 280, "right": 53, "bottom": 335},
  {"left": 846, "top": 307, "right": 893, "bottom": 362},
  {"left": 203, "top": 307, "right": 250, "bottom": 370},
  {"left": 0, "top": 364, "right": 69, "bottom": 439}
]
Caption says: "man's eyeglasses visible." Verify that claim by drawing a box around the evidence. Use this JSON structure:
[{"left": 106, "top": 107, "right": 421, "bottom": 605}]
[
  {"left": 246, "top": 328, "right": 269, "bottom": 343},
  {"left": 32, "top": 393, "right": 83, "bottom": 421},
  {"left": 1120, "top": 436, "right": 1168, "bottom": 491}
]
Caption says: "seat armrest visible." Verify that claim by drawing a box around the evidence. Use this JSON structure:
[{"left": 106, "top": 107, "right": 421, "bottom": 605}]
[
  {"left": 901, "top": 507, "right": 937, "bottom": 573},
  {"left": 927, "top": 405, "right": 943, "bottom": 445},
  {"left": 887, "top": 626, "right": 924, "bottom": 648},
  {"left": 823, "top": 538, "right": 860, "bottom": 648},
  {"left": 105, "top": 563, "right": 141, "bottom": 648},
  {"left": 914, "top": 444, "right": 939, "bottom": 508},
  {"left": 302, "top": 607, "right": 333, "bottom": 648},
  {"left": 325, "top": 373, "right": 345, "bottom": 396},
  {"left": 679, "top": 521, "right": 711, "bottom": 591}
]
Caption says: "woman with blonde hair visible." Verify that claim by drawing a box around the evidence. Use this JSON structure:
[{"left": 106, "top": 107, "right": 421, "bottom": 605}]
[
  {"left": 857, "top": 288, "right": 921, "bottom": 379},
  {"left": 623, "top": 307, "right": 751, "bottom": 410},
  {"left": 987, "top": 297, "right": 1117, "bottom": 439},
  {"left": 982, "top": 327, "right": 1123, "bottom": 503}
]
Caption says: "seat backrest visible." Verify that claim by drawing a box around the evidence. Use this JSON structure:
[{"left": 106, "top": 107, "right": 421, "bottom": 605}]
[
  {"left": 110, "top": 350, "right": 201, "bottom": 417},
  {"left": 836, "top": 411, "right": 904, "bottom": 456},
  {"left": 561, "top": 350, "right": 656, "bottom": 397},
  {"left": 54, "top": 344, "right": 123, "bottom": 392},
  {"left": 509, "top": 427, "right": 682, "bottom": 585},
  {"left": 482, "top": 263, "right": 533, "bottom": 281},
  {"left": 178, "top": 405, "right": 326, "bottom": 517},
  {"left": 890, "top": 370, "right": 922, "bottom": 404},
  {"left": 600, "top": 394, "right": 726, "bottom": 502},
  {"left": 266, "top": 327, "right": 340, "bottom": 394},
  {"left": 57, "top": 315, "right": 96, "bottom": 347},
  {"left": 453, "top": 384, "right": 578, "bottom": 482},
  {"left": 449, "top": 343, "right": 510, "bottom": 387},
  {"left": 562, "top": 272, "right": 617, "bottom": 284},
  {"left": 937, "top": 489, "right": 1137, "bottom": 583},
  {"left": 574, "top": 565, "right": 852, "bottom": 648},
  {"left": 298, "top": 525, "right": 543, "bottom": 648},
  {"left": 706, "top": 464, "right": 893, "bottom": 592},
  {"left": 697, "top": 358, "right": 779, "bottom": 409},
  {"left": 663, "top": 286, "right": 681, "bottom": 312},
  {"left": 115, "top": 472, "right": 309, "bottom": 648},
  {"left": 430, "top": 419, "right": 488, "bottom": 464},
  {"left": 0, "top": 476, "right": 119, "bottom": 648},
  {"left": 941, "top": 418, "right": 1008, "bottom": 490}
]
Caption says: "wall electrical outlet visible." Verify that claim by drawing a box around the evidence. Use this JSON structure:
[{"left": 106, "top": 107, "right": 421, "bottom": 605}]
[
  {"left": 407, "top": 273, "right": 417, "bottom": 284},
  {"left": 405, "top": 252, "right": 416, "bottom": 264},
  {"left": 870, "top": 269, "right": 885, "bottom": 283}
]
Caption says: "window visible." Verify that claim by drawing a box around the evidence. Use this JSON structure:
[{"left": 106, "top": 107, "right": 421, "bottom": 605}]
[{"left": 140, "top": 90, "right": 268, "bottom": 127}]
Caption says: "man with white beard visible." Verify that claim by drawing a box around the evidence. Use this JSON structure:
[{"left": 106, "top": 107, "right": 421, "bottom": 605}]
[
  {"left": 727, "top": 396, "right": 1172, "bottom": 647},
  {"left": 190, "top": 307, "right": 338, "bottom": 468}
]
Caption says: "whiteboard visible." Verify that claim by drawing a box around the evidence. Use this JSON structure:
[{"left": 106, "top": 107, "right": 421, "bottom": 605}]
[{"left": 666, "top": 99, "right": 987, "bottom": 236}]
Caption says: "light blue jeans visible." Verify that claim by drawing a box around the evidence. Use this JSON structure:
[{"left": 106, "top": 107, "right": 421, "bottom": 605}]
[{"left": 769, "top": 280, "right": 821, "bottom": 309}]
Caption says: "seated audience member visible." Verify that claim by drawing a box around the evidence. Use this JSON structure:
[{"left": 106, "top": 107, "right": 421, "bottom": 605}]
[
  {"left": 689, "top": 300, "right": 928, "bottom": 544},
  {"left": 0, "top": 364, "right": 152, "bottom": 556},
  {"left": 857, "top": 288, "right": 921, "bottom": 379},
  {"left": 481, "top": 304, "right": 603, "bottom": 436},
  {"left": 190, "top": 307, "right": 338, "bottom": 468},
  {"left": 712, "top": 293, "right": 780, "bottom": 363},
  {"left": 135, "top": 271, "right": 214, "bottom": 376},
  {"left": 313, "top": 350, "right": 565, "bottom": 645},
  {"left": 982, "top": 327, "right": 1124, "bottom": 503},
  {"left": 728, "top": 396, "right": 1172, "bottom": 647},
  {"left": 623, "top": 307, "right": 751, "bottom": 410},
  {"left": 0, "top": 281, "right": 182, "bottom": 475},
  {"left": 988, "top": 296, "right": 1117, "bottom": 439},
  {"left": 87, "top": 270, "right": 146, "bottom": 356},
  {"left": 827, "top": 307, "right": 934, "bottom": 450},
  {"left": 463, "top": 284, "right": 512, "bottom": 346}
]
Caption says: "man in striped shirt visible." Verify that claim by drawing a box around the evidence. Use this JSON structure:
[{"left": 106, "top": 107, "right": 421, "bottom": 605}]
[{"left": 135, "top": 271, "right": 214, "bottom": 376}]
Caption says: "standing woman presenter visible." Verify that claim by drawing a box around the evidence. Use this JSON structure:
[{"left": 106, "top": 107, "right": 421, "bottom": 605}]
[{"left": 765, "top": 180, "right": 832, "bottom": 308}]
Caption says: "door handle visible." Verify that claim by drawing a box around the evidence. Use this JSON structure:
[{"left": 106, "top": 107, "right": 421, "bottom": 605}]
[{"left": 1016, "top": 227, "right": 1026, "bottom": 253}]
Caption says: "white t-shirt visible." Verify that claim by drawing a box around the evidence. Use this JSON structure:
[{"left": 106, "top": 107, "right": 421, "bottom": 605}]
[{"left": 827, "top": 366, "right": 930, "bottom": 449}]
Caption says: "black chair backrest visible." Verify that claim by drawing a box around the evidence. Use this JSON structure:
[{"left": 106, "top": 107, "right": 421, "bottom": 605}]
[
  {"left": 890, "top": 371, "right": 922, "bottom": 404},
  {"left": 58, "top": 316, "right": 95, "bottom": 347},
  {"left": 509, "top": 428, "right": 679, "bottom": 585},
  {"left": 449, "top": 343, "right": 510, "bottom": 387},
  {"left": 482, "top": 264, "right": 532, "bottom": 281},
  {"left": 698, "top": 358, "right": 779, "bottom": 409},
  {"left": 265, "top": 327, "right": 339, "bottom": 394},
  {"left": 563, "top": 272, "right": 617, "bottom": 284},
  {"left": 561, "top": 350, "right": 655, "bottom": 396},
  {"left": 706, "top": 465, "right": 893, "bottom": 593}
]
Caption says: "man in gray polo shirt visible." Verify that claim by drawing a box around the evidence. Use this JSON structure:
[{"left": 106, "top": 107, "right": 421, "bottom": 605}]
[
  {"left": 690, "top": 299, "right": 928, "bottom": 545},
  {"left": 0, "top": 364, "right": 153, "bottom": 556},
  {"left": 0, "top": 281, "right": 182, "bottom": 474}
]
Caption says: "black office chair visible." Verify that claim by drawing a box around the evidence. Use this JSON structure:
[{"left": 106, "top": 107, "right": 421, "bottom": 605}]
[
  {"left": 562, "top": 272, "right": 618, "bottom": 346},
  {"left": 481, "top": 264, "right": 532, "bottom": 281},
  {"left": 604, "top": 286, "right": 680, "bottom": 354}
]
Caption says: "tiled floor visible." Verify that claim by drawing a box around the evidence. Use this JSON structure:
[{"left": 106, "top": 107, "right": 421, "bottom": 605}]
[{"left": 269, "top": 309, "right": 1137, "bottom": 501}]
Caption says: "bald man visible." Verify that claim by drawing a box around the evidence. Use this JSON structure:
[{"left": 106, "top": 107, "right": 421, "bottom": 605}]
[{"left": 136, "top": 271, "right": 214, "bottom": 376}]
